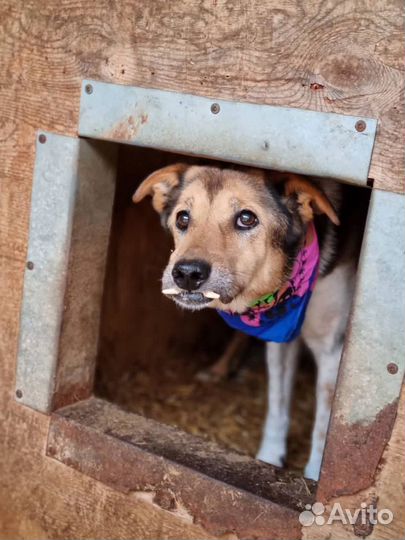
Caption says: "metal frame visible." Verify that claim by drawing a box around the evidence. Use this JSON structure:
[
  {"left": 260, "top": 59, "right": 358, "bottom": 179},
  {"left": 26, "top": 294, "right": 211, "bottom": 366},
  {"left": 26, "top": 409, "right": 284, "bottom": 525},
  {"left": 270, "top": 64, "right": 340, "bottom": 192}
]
[
  {"left": 318, "top": 188, "right": 405, "bottom": 500},
  {"left": 16, "top": 133, "right": 117, "bottom": 412},
  {"left": 79, "top": 80, "right": 377, "bottom": 185},
  {"left": 15, "top": 81, "right": 404, "bottom": 537}
]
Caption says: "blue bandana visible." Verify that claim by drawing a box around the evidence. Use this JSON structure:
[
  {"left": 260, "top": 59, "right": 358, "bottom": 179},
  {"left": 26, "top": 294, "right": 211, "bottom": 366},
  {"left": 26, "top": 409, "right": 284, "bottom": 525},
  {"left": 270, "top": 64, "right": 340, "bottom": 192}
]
[{"left": 217, "top": 225, "right": 319, "bottom": 343}]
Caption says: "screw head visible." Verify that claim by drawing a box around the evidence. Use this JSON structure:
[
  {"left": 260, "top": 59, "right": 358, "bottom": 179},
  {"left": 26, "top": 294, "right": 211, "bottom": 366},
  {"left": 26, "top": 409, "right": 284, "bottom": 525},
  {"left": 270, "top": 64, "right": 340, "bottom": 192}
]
[
  {"left": 366, "top": 178, "right": 375, "bottom": 188},
  {"left": 38, "top": 134, "right": 47, "bottom": 144},
  {"left": 85, "top": 83, "right": 93, "bottom": 95},
  {"left": 16, "top": 389, "right": 23, "bottom": 399},
  {"left": 387, "top": 363, "right": 398, "bottom": 375},
  {"left": 210, "top": 103, "right": 220, "bottom": 114},
  {"left": 26, "top": 261, "right": 34, "bottom": 270},
  {"left": 355, "top": 120, "right": 366, "bottom": 132}
]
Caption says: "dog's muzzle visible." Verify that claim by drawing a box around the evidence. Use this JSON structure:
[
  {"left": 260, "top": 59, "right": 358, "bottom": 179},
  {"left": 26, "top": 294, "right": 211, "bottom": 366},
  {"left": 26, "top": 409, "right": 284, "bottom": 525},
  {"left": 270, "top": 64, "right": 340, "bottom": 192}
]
[
  {"left": 171, "top": 259, "right": 211, "bottom": 291},
  {"left": 162, "top": 262, "right": 235, "bottom": 309}
]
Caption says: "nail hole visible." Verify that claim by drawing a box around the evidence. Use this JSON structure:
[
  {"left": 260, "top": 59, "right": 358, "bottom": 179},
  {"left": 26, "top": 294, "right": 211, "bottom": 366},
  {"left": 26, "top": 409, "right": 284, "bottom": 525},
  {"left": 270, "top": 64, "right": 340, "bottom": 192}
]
[
  {"left": 85, "top": 83, "right": 93, "bottom": 95},
  {"left": 26, "top": 261, "right": 34, "bottom": 270},
  {"left": 38, "top": 134, "right": 47, "bottom": 144},
  {"left": 16, "top": 389, "right": 23, "bottom": 399},
  {"left": 210, "top": 103, "right": 220, "bottom": 114},
  {"left": 355, "top": 120, "right": 366, "bottom": 132}
]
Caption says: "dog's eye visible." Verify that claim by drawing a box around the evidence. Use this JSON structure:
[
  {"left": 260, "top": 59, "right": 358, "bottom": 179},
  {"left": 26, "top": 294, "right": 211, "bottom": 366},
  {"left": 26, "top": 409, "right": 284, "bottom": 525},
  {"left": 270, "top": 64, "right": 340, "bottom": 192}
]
[
  {"left": 235, "top": 210, "right": 259, "bottom": 230},
  {"left": 176, "top": 210, "right": 190, "bottom": 231}
]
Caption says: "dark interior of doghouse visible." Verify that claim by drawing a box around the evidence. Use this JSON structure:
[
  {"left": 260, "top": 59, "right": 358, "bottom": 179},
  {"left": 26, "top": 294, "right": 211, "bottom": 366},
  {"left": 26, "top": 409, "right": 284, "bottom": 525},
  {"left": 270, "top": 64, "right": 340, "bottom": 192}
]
[{"left": 94, "top": 143, "right": 370, "bottom": 473}]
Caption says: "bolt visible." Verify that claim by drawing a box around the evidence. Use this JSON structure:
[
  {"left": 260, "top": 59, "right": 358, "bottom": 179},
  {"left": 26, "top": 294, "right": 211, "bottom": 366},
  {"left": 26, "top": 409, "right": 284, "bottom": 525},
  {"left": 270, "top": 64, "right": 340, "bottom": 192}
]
[
  {"left": 366, "top": 178, "right": 375, "bottom": 188},
  {"left": 38, "top": 134, "right": 47, "bottom": 144},
  {"left": 210, "top": 103, "right": 220, "bottom": 114},
  {"left": 16, "top": 389, "right": 23, "bottom": 399},
  {"left": 85, "top": 83, "right": 93, "bottom": 95},
  {"left": 355, "top": 120, "right": 366, "bottom": 132},
  {"left": 26, "top": 261, "right": 34, "bottom": 270},
  {"left": 387, "top": 363, "right": 398, "bottom": 375}
]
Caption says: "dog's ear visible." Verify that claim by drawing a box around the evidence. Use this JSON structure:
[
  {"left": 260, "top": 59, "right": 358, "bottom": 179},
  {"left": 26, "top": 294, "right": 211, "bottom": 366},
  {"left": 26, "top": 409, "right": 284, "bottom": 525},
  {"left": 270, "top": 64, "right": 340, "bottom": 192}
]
[
  {"left": 133, "top": 163, "right": 188, "bottom": 214},
  {"left": 283, "top": 174, "right": 340, "bottom": 226}
]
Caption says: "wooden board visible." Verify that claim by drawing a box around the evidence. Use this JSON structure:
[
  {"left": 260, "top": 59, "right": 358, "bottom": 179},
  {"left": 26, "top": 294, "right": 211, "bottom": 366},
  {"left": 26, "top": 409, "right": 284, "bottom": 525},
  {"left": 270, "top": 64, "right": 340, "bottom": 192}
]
[
  {"left": 0, "top": 0, "right": 404, "bottom": 538},
  {"left": 303, "top": 383, "right": 405, "bottom": 540},
  {"left": 46, "top": 398, "right": 316, "bottom": 540},
  {"left": 0, "top": 406, "right": 220, "bottom": 540}
]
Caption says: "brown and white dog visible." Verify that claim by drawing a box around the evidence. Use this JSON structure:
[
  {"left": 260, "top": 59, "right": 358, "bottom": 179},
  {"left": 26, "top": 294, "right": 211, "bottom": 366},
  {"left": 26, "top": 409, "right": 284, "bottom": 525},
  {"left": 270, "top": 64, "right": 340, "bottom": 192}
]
[{"left": 133, "top": 163, "right": 367, "bottom": 480}]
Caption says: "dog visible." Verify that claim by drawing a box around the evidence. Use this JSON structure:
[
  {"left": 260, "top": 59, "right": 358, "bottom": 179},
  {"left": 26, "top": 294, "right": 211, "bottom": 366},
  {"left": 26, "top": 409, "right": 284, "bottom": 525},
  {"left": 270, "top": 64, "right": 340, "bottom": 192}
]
[{"left": 133, "top": 163, "right": 367, "bottom": 480}]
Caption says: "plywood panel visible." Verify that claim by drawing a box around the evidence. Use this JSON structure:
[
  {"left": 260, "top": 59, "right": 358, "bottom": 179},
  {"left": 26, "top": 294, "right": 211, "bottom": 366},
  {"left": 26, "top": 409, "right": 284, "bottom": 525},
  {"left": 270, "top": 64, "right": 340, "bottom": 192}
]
[
  {"left": 46, "top": 398, "right": 315, "bottom": 540},
  {"left": 0, "top": 405, "right": 219, "bottom": 540},
  {"left": 1, "top": 1, "right": 403, "bottom": 199},
  {"left": 0, "top": 1, "right": 404, "bottom": 538}
]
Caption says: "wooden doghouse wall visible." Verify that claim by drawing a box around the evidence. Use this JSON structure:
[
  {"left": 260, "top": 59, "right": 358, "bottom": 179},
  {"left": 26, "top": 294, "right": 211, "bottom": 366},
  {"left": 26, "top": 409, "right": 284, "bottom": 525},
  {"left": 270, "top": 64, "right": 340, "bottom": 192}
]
[{"left": 1, "top": 1, "right": 404, "bottom": 538}]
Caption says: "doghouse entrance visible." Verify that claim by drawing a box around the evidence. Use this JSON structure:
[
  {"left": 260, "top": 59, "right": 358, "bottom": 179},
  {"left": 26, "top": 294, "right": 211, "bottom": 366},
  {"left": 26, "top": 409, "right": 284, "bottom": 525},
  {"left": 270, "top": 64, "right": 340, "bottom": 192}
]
[
  {"left": 94, "top": 144, "right": 316, "bottom": 470},
  {"left": 15, "top": 81, "right": 405, "bottom": 537}
]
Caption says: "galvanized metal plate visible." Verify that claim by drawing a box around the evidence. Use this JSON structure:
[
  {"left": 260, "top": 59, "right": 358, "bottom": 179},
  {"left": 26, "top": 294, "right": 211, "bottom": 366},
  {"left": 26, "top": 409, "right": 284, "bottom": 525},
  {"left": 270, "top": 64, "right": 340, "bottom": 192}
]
[
  {"left": 16, "top": 133, "right": 80, "bottom": 412},
  {"left": 334, "top": 189, "right": 405, "bottom": 424},
  {"left": 318, "top": 189, "right": 405, "bottom": 499},
  {"left": 79, "top": 80, "right": 377, "bottom": 185},
  {"left": 16, "top": 133, "right": 117, "bottom": 413}
]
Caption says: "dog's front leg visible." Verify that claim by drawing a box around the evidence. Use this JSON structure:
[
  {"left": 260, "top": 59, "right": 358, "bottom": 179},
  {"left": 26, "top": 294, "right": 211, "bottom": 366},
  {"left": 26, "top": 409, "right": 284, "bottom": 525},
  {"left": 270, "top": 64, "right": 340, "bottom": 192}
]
[
  {"left": 304, "top": 341, "right": 342, "bottom": 480},
  {"left": 256, "top": 339, "right": 300, "bottom": 467}
]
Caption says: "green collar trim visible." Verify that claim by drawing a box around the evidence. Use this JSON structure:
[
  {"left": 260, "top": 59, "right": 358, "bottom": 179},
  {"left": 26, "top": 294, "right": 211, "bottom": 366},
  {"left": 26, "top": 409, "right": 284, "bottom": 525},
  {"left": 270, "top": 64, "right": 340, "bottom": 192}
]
[{"left": 249, "top": 291, "right": 277, "bottom": 309}]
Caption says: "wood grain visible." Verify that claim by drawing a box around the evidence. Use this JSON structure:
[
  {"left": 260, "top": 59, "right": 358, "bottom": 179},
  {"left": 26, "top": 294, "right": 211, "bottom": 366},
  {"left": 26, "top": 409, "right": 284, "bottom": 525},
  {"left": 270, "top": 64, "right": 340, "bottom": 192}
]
[
  {"left": 303, "top": 383, "right": 405, "bottom": 540},
  {"left": 47, "top": 398, "right": 315, "bottom": 540},
  {"left": 0, "top": 406, "right": 218, "bottom": 540},
  {"left": 0, "top": 0, "right": 404, "bottom": 538}
]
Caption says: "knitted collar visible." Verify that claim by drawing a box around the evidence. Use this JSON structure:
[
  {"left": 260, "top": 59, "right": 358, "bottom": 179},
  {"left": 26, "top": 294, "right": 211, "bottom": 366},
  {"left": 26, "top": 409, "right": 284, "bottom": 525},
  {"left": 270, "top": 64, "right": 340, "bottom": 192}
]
[{"left": 217, "top": 223, "right": 320, "bottom": 343}]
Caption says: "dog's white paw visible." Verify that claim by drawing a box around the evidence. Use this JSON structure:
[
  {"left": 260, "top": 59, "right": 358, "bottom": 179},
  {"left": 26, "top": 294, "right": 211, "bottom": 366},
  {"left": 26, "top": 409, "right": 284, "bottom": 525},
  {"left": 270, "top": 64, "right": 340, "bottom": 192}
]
[
  {"left": 256, "top": 441, "right": 286, "bottom": 468},
  {"left": 304, "top": 458, "right": 322, "bottom": 480}
]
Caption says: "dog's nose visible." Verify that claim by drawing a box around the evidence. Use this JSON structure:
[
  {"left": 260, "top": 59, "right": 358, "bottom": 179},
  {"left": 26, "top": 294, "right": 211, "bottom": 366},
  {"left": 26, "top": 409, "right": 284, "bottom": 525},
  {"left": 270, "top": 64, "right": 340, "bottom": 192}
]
[{"left": 172, "top": 259, "right": 211, "bottom": 291}]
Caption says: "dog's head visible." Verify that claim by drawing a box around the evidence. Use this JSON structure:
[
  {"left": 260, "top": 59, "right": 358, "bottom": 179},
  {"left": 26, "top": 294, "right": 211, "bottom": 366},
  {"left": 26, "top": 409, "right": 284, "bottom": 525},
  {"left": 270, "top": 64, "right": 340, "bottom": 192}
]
[{"left": 133, "top": 164, "right": 339, "bottom": 312}]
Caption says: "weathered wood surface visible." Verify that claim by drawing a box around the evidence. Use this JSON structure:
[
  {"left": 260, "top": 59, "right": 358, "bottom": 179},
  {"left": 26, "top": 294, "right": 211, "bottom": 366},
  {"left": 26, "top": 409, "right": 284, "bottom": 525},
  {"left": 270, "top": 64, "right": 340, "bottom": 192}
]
[
  {"left": 303, "top": 383, "right": 405, "bottom": 540},
  {"left": 1, "top": 0, "right": 404, "bottom": 197},
  {"left": 47, "top": 398, "right": 315, "bottom": 540},
  {"left": 0, "top": 407, "right": 220, "bottom": 540},
  {"left": 0, "top": 0, "right": 404, "bottom": 538}
]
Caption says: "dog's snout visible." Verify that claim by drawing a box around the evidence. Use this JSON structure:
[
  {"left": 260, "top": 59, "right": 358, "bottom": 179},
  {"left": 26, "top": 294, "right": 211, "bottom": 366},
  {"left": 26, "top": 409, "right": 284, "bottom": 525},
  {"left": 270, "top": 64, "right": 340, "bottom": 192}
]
[{"left": 172, "top": 259, "right": 211, "bottom": 291}]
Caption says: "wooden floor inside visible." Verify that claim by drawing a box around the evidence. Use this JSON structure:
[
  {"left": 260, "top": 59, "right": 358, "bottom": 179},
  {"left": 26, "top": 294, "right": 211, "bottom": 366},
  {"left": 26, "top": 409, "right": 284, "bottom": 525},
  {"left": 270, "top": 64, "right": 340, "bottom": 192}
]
[{"left": 96, "top": 340, "right": 315, "bottom": 472}]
